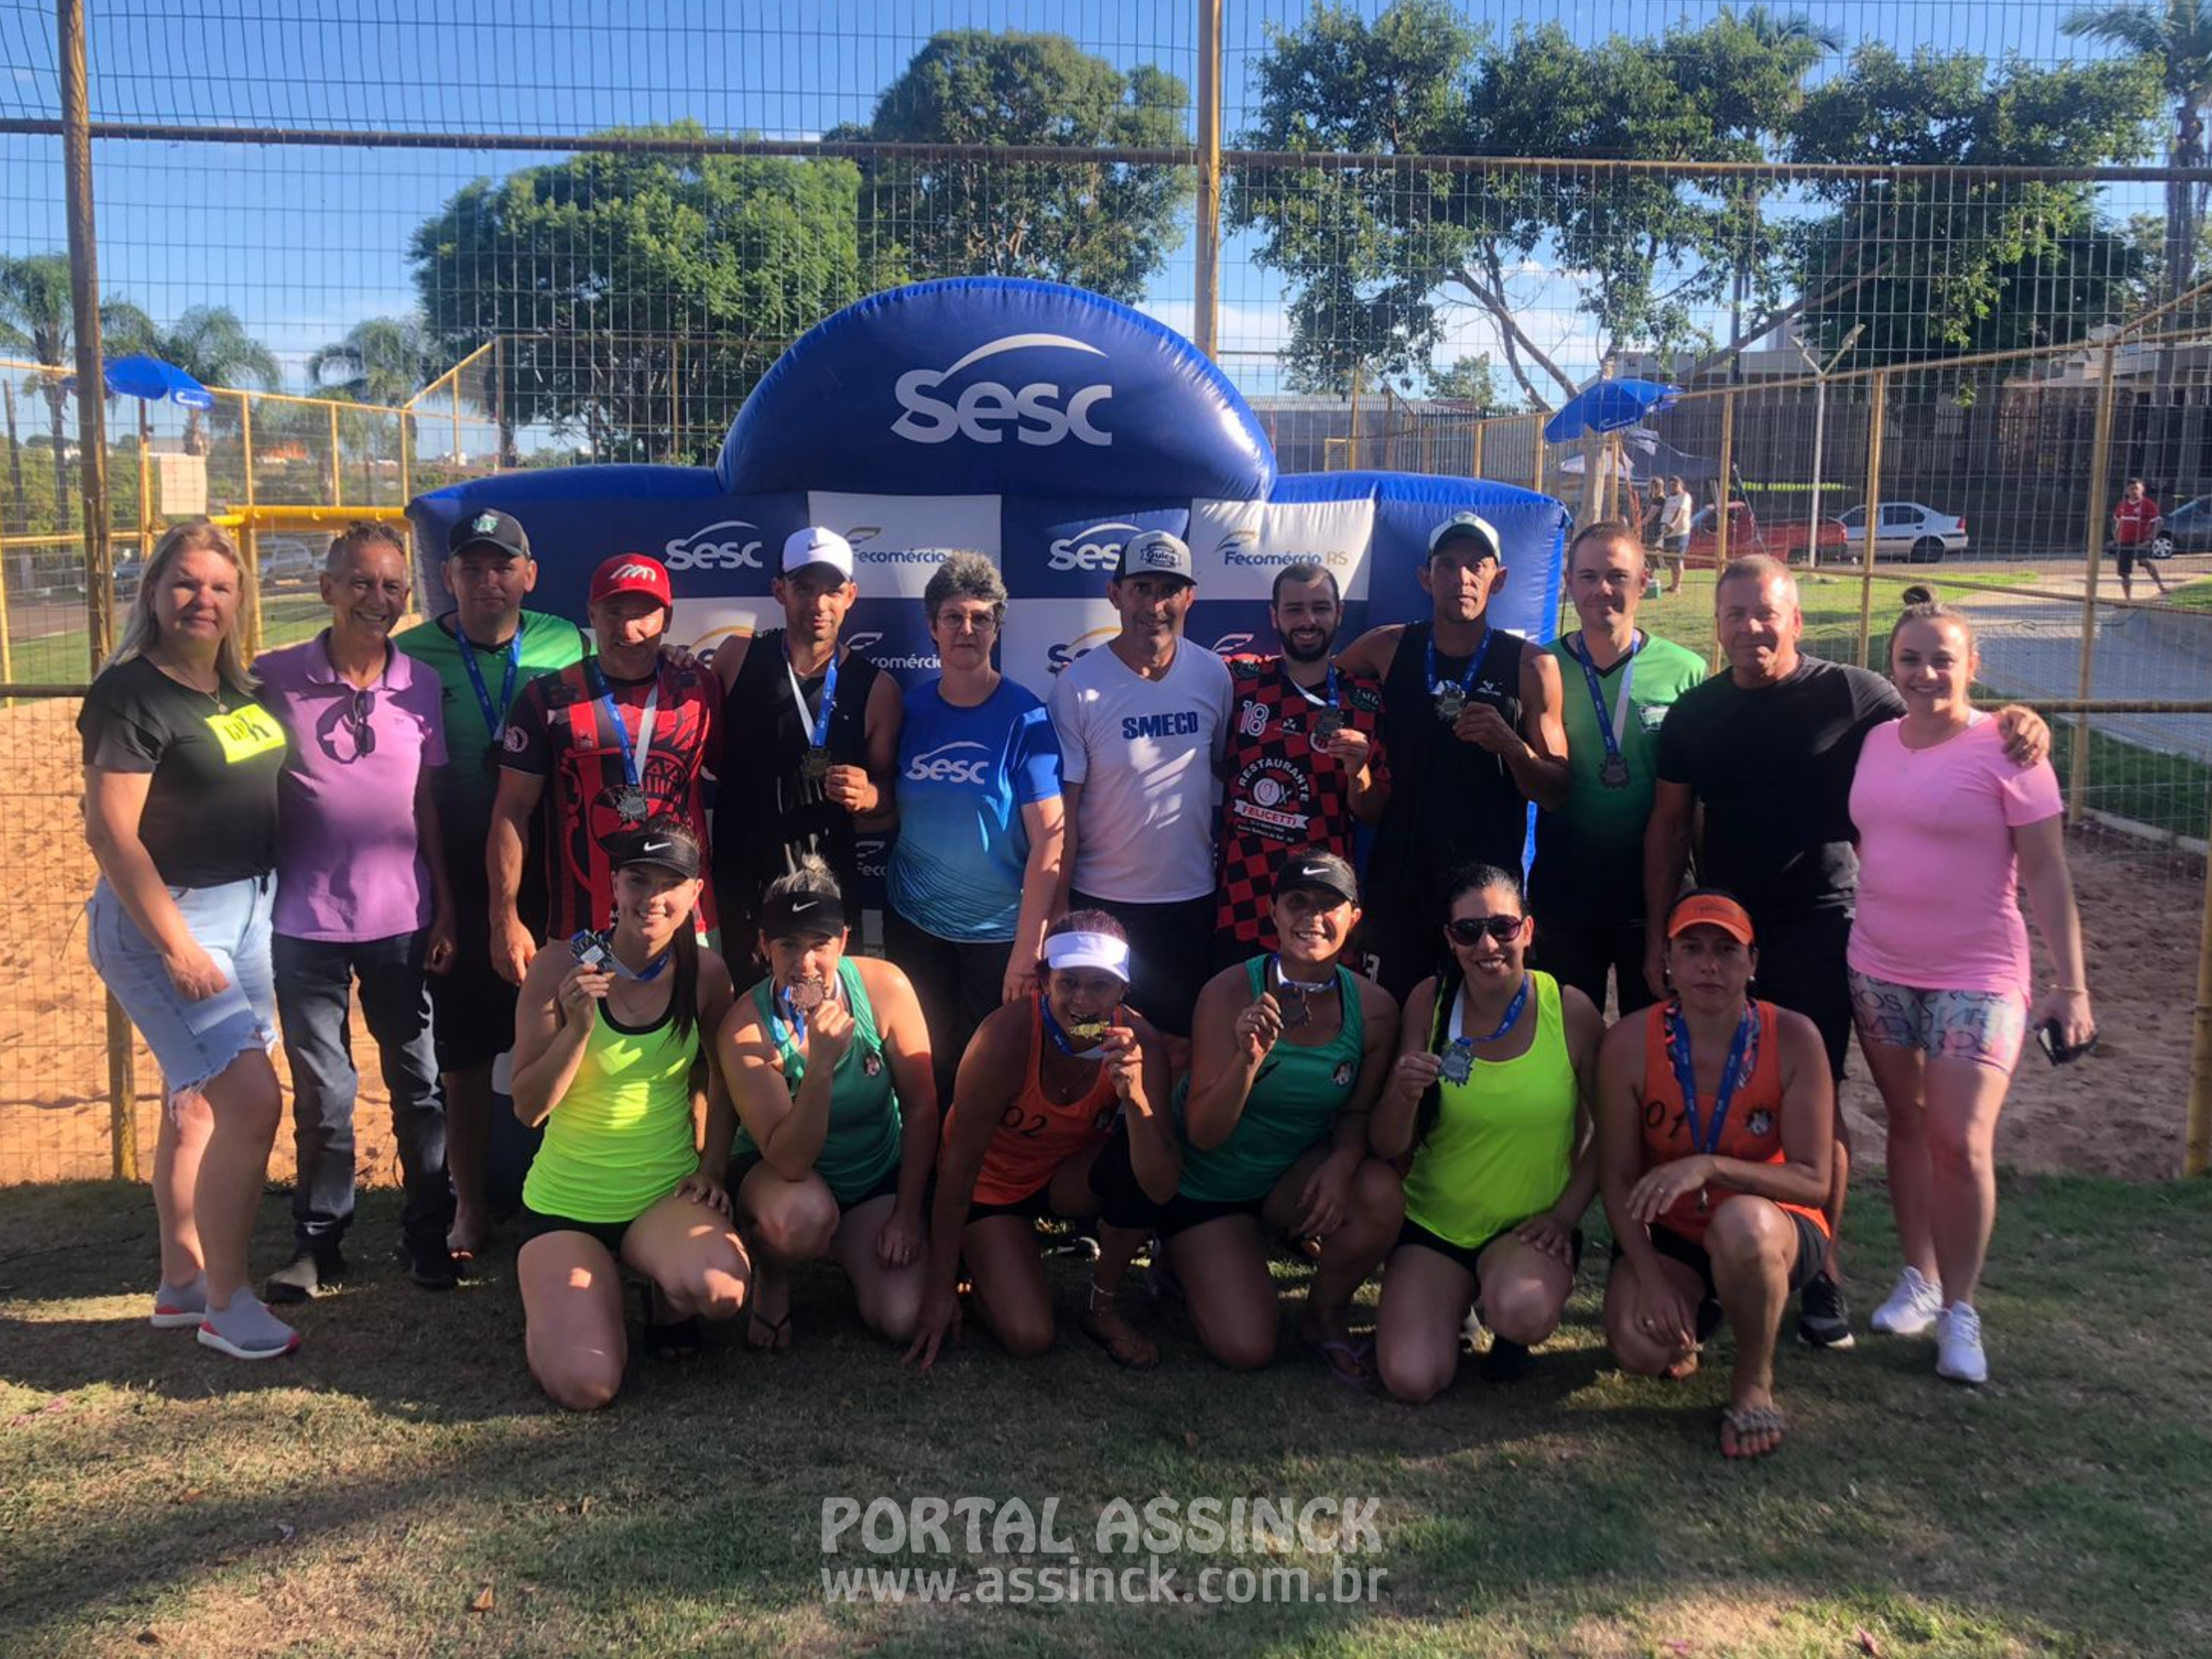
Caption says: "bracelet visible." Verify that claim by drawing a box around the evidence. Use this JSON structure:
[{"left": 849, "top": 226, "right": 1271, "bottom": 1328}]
[{"left": 2049, "top": 984, "right": 2087, "bottom": 994}]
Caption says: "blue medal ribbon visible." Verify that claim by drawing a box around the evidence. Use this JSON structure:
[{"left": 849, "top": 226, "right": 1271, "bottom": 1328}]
[
  {"left": 1567, "top": 630, "right": 1640, "bottom": 772},
  {"left": 458, "top": 615, "right": 525, "bottom": 743},
  {"left": 586, "top": 658, "right": 659, "bottom": 793},
  {"left": 1290, "top": 662, "right": 1340, "bottom": 710},
  {"left": 1426, "top": 626, "right": 1491, "bottom": 699},
  {"left": 1664, "top": 1001, "right": 1756, "bottom": 1156},
  {"left": 785, "top": 640, "right": 840, "bottom": 753},
  {"left": 1040, "top": 991, "right": 1113, "bottom": 1060}
]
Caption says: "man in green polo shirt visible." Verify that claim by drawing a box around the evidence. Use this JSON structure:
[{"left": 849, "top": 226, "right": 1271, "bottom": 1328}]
[
  {"left": 1528, "top": 520, "right": 1705, "bottom": 1015},
  {"left": 394, "top": 509, "right": 588, "bottom": 1262}
]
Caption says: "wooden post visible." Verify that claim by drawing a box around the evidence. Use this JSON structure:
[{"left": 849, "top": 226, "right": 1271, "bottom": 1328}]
[
  {"left": 1532, "top": 417, "right": 1545, "bottom": 495},
  {"left": 1468, "top": 418, "right": 1481, "bottom": 481},
  {"left": 1347, "top": 362, "right": 1363, "bottom": 469},
  {"left": 2070, "top": 345, "right": 2120, "bottom": 826},
  {"left": 1856, "top": 372, "right": 1889, "bottom": 668},
  {"left": 1192, "top": 0, "right": 1223, "bottom": 360}
]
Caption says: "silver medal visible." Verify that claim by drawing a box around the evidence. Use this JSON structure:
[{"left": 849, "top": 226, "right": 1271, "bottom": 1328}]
[
  {"left": 1435, "top": 687, "right": 1466, "bottom": 722},
  {"left": 1440, "top": 1041, "right": 1475, "bottom": 1085},
  {"left": 614, "top": 787, "right": 649, "bottom": 822},
  {"left": 1599, "top": 753, "right": 1631, "bottom": 789}
]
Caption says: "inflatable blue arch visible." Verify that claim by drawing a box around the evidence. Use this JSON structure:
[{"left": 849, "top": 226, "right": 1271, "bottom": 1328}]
[{"left": 407, "top": 278, "right": 1569, "bottom": 688}]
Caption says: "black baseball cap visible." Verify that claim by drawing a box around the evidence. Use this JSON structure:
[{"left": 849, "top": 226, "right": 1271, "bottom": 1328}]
[
  {"left": 447, "top": 507, "right": 531, "bottom": 562},
  {"left": 1273, "top": 849, "right": 1360, "bottom": 907},
  {"left": 607, "top": 823, "right": 701, "bottom": 881}
]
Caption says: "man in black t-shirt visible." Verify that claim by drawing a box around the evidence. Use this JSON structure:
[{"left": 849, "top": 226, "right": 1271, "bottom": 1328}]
[{"left": 1644, "top": 554, "right": 2047, "bottom": 1349}]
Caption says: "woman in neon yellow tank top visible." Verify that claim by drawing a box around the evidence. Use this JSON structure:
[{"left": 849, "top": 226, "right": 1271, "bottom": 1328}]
[
  {"left": 718, "top": 856, "right": 939, "bottom": 1352},
  {"left": 1372, "top": 864, "right": 1602, "bottom": 1402},
  {"left": 509, "top": 820, "right": 746, "bottom": 1412}
]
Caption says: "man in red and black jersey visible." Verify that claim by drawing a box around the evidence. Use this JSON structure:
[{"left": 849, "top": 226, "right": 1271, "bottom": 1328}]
[
  {"left": 488, "top": 554, "right": 721, "bottom": 980},
  {"left": 1215, "top": 561, "right": 1389, "bottom": 962}
]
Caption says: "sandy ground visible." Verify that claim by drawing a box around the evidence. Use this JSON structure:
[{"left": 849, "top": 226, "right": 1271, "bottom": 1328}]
[{"left": 0, "top": 695, "right": 2199, "bottom": 1187}]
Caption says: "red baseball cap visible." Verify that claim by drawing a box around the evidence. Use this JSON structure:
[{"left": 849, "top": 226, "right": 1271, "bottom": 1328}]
[
  {"left": 589, "top": 553, "right": 673, "bottom": 611},
  {"left": 1666, "top": 892, "right": 1756, "bottom": 945}
]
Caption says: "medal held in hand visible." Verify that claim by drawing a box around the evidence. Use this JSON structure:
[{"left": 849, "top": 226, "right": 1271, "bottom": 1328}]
[
  {"left": 786, "top": 644, "right": 842, "bottom": 788},
  {"left": 1065, "top": 1019, "right": 1109, "bottom": 1046},
  {"left": 571, "top": 930, "right": 613, "bottom": 973},
  {"left": 1427, "top": 627, "right": 1491, "bottom": 727},
  {"left": 801, "top": 745, "right": 833, "bottom": 782},
  {"left": 787, "top": 975, "right": 828, "bottom": 1013},
  {"left": 1440, "top": 1040, "right": 1475, "bottom": 1085},
  {"left": 1433, "top": 686, "right": 1466, "bottom": 722},
  {"left": 1313, "top": 707, "right": 1347, "bottom": 744}
]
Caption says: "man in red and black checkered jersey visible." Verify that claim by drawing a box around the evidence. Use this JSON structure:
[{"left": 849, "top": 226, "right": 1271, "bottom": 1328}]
[
  {"left": 1215, "top": 561, "right": 1390, "bottom": 964},
  {"left": 487, "top": 553, "right": 721, "bottom": 981}
]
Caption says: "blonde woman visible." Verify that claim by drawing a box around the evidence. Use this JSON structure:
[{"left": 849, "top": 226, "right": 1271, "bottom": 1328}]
[{"left": 81, "top": 521, "right": 297, "bottom": 1359}]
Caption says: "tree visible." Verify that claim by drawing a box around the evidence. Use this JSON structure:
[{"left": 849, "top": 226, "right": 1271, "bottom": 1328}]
[
  {"left": 843, "top": 30, "right": 1191, "bottom": 303},
  {"left": 411, "top": 125, "right": 873, "bottom": 463},
  {"left": 2062, "top": 0, "right": 2212, "bottom": 302},
  {"left": 154, "top": 305, "right": 278, "bottom": 455},
  {"left": 1425, "top": 353, "right": 1521, "bottom": 414},
  {"left": 1227, "top": 3, "right": 1842, "bottom": 403},
  {"left": 0, "top": 252, "right": 159, "bottom": 533},
  {"left": 308, "top": 314, "right": 432, "bottom": 407},
  {"left": 1788, "top": 46, "right": 2159, "bottom": 366}
]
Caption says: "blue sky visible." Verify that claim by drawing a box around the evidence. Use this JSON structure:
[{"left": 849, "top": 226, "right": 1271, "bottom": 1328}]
[{"left": 0, "top": 0, "right": 2160, "bottom": 400}]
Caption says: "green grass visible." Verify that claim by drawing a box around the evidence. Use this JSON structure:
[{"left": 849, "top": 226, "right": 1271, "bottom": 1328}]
[
  {"left": 2167, "top": 578, "right": 2212, "bottom": 613},
  {"left": 0, "top": 592, "right": 328, "bottom": 685},
  {"left": 1620, "top": 567, "right": 2048, "bottom": 672},
  {"left": 4, "top": 1177, "right": 2211, "bottom": 1656},
  {"left": 2046, "top": 719, "right": 2212, "bottom": 842}
]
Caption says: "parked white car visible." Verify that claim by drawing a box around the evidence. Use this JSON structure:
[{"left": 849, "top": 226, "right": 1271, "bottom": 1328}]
[{"left": 1835, "top": 501, "right": 1970, "bottom": 563}]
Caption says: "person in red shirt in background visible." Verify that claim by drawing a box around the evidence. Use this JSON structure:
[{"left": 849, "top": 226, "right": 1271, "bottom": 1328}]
[{"left": 2109, "top": 477, "right": 2169, "bottom": 600}]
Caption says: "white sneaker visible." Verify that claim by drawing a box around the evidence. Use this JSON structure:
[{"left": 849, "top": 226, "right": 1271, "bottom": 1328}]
[
  {"left": 1870, "top": 1266, "right": 1944, "bottom": 1337},
  {"left": 1936, "top": 1301, "right": 1988, "bottom": 1385}
]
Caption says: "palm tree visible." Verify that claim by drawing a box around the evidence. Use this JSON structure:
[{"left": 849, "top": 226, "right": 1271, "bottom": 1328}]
[
  {"left": 307, "top": 315, "right": 430, "bottom": 407},
  {"left": 0, "top": 252, "right": 159, "bottom": 533},
  {"left": 2063, "top": 0, "right": 2212, "bottom": 302},
  {"left": 155, "top": 305, "right": 277, "bottom": 455}
]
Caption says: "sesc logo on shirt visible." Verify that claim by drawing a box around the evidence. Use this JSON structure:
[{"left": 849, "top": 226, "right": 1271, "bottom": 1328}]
[
  {"left": 904, "top": 740, "right": 991, "bottom": 787},
  {"left": 203, "top": 705, "right": 286, "bottom": 764}
]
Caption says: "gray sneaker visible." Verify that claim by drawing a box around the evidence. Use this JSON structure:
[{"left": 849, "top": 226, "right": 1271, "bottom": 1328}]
[{"left": 196, "top": 1295, "right": 301, "bottom": 1361}]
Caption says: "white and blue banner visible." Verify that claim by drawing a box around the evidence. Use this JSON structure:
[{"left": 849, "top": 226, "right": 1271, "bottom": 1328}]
[{"left": 409, "top": 277, "right": 1567, "bottom": 689}]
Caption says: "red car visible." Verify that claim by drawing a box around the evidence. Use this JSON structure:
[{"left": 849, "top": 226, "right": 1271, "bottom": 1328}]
[{"left": 1684, "top": 501, "right": 1851, "bottom": 568}]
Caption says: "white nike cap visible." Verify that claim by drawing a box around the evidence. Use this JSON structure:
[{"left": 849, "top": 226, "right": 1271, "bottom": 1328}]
[{"left": 783, "top": 526, "right": 855, "bottom": 582}]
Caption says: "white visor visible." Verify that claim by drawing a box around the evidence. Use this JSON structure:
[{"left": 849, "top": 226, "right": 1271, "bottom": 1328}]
[{"left": 1043, "top": 930, "right": 1132, "bottom": 982}]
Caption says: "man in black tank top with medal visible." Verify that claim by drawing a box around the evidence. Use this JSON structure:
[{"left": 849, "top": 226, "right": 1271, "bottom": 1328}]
[
  {"left": 1336, "top": 512, "right": 1569, "bottom": 1002},
  {"left": 712, "top": 527, "right": 901, "bottom": 972}
]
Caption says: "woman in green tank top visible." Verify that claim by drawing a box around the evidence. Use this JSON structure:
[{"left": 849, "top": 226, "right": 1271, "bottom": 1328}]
[
  {"left": 1090, "top": 851, "right": 1400, "bottom": 1379},
  {"left": 1371, "top": 864, "right": 1602, "bottom": 1403},
  {"left": 718, "top": 857, "right": 938, "bottom": 1352},
  {"left": 509, "top": 820, "right": 744, "bottom": 1412}
]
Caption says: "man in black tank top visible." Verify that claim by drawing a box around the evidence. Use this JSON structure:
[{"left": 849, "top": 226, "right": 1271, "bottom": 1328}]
[
  {"left": 1336, "top": 512, "right": 1570, "bottom": 1001},
  {"left": 712, "top": 527, "right": 901, "bottom": 972}
]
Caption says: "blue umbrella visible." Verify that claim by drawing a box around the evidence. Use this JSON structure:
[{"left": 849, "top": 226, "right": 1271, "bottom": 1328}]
[
  {"left": 1542, "top": 377, "right": 1679, "bottom": 444},
  {"left": 97, "top": 354, "right": 216, "bottom": 410}
]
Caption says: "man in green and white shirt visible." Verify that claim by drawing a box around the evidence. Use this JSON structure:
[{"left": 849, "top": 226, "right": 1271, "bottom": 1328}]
[
  {"left": 394, "top": 508, "right": 589, "bottom": 1259},
  {"left": 1529, "top": 520, "right": 1705, "bottom": 1016}
]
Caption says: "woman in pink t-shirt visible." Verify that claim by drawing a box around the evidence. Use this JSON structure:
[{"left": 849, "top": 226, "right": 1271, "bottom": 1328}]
[{"left": 1847, "top": 603, "right": 2094, "bottom": 1386}]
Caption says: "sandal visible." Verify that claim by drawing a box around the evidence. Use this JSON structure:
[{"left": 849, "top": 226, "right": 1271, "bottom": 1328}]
[
  {"left": 1080, "top": 1281, "right": 1159, "bottom": 1370},
  {"left": 1718, "top": 1402, "right": 1787, "bottom": 1460},
  {"left": 745, "top": 1310, "right": 794, "bottom": 1353},
  {"left": 636, "top": 1283, "right": 703, "bottom": 1360},
  {"left": 1305, "top": 1335, "right": 1375, "bottom": 1390}
]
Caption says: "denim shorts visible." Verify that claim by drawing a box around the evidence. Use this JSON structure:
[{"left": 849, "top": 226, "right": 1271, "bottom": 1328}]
[
  {"left": 87, "top": 873, "right": 278, "bottom": 1114},
  {"left": 1847, "top": 969, "right": 2027, "bottom": 1073}
]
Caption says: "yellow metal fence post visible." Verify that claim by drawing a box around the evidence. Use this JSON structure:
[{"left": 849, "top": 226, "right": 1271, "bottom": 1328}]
[
  {"left": 329, "top": 402, "right": 342, "bottom": 508},
  {"left": 239, "top": 392, "right": 261, "bottom": 659},
  {"left": 2070, "top": 345, "right": 2120, "bottom": 826},
  {"left": 1856, "top": 373, "right": 1889, "bottom": 668}
]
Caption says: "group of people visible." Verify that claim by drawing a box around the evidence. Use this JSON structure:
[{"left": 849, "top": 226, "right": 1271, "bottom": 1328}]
[{"left": 79, "top": 500, "right": 2095, "bottom": 1457}]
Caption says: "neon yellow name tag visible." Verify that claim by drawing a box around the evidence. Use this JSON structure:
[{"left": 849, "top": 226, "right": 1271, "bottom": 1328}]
[{"left": 204, "top": 705, "right": 286, "bottom": 764}]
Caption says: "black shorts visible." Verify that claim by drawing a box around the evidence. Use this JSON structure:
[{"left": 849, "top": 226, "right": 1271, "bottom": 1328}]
[
  {"left": 2113, "top": 541, "right": 2157, "bottom": 579},
  {"left": 1395, "top": 1216, "right": 1585, "bottom": 1278},
  {"left": 1613, "top": 1210, "right": 1826, "bottom": 1340},
  {"left": 517, "top": 1204, "right": 635, "bottom": 1259},
  {"left": 729, "top": 1152, "right": 902, "bottom": 1214},
  {"left": 1071, "top": 890, "right": 1216, "bottom": 1039},
  {"left": 428, "top": 958, "right": 521, "bottom": 1075},
  {"left": 966, "top": 1183, "right": 1056, "bottom": 1226},
  {"left": 1746, "top": 904, "right": 1854, "bottom": 1082},
  {"left": 1087, "top": 1118, "right": 1295, "bottom": 1238}
]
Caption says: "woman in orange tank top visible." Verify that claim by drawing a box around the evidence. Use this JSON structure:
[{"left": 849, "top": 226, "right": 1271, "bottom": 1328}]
[
  {"left": 907, "top": 911, "right": 1174, "bottom": 1370},
  {"left": 1596, "top": 891, "right": 1835, "bottom": 1460}
]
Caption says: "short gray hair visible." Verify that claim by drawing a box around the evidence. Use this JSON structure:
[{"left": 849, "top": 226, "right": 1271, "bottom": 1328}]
[{"left": 923, "top": 550, "right": 1007, "bottom": 624}]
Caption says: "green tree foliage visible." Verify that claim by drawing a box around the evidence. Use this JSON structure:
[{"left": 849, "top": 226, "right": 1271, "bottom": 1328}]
[
  {"left": 844, "top": 30, "right": 1191, "bottom": 303},
  {"left": 308, "top": 314, "right": 431, "bottom": 407},
  {"left": 154, "top": 305, "right": 278, "bottom": 455},
  {"left": 1790, "top": 46, "right": 2158, "bottom": 365},
  {"left": 2062, "top": 0, "right": 2212, "bottom": 302},
  {"left": 1425, "top": 353, "right": 1521, "bottom": 414},
  {"left": 410, "top": 125, "right": 873, "bottom": 463}
]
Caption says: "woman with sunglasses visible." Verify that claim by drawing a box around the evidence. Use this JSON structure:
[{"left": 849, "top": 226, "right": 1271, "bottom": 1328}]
[
  {"left": 511, "top": 820, "right": 748, "bottom": 1409},
  {"left": 1849, "top": 602, "right": 2091, "bottom": 1385},
  {"left": 82, "top": 521, "right": 296, "bottom": 1359},
  {"left": 720, "top": 857, "right": 938, "bottom": 1351},
  {"left": 1372, "top": 864, "right": 1601, "bottom": 1401},
  {"left": 883, "top": 552, "right": 1065, "bottom": 1108},
  {"left": 1089, "top": 851, "right": 1401, "bottom": 1378},
  {"left": 1596, "top": 891, "right": 1834, "bottom": 1459},
  {"left": 905, "top": 912, "right": 1171, "bottom": 1371}
]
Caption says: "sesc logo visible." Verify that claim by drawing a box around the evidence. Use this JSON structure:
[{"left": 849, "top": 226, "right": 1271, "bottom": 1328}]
[
  {"left": 1048, "top": 521, "right": 1140, "bottom": 573},
  {"left": 664, "top": 520, "right": 765, "bottom": 572},
  {"left": 1047, "top": 625, "right": 1119, "bottom": 675},
  {"left": 904, "top": 740, "right": 991, "bottom": 786},
  {"left": 893, "top": 334, "right": 1114, "bottom": 448}
]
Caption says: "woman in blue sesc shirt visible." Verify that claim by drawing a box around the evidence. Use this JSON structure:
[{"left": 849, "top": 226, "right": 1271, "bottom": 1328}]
[{"left": 883, "top": 553, "right": 1066, "bottom": 1103}]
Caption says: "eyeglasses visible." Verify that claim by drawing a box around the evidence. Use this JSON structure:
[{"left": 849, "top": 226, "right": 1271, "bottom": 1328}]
[
  {"left": 1444, "top": 915, "right": 1523, "bottom": 945},
  {"left": 935, "top": 611, "right": 1000, "bottom": 635}
]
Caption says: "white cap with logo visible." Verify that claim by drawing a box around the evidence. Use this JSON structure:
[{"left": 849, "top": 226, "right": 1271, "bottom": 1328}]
[{"left": 782, "top": 526, "right": 855, "bottom": 581}]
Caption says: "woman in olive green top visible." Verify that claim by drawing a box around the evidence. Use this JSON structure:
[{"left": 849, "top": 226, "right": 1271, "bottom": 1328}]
[
  {"left": 1093, "top": 850, "right": 1399, "bottom": 1378},
  {"left": 1372, "top": 864, "right": 1602, "bottom": 1401},
  {"left": 719, "top": 857, "right": 938, "bottom": 1351},
  {"left": 510, "top": 820, "right": 746, "bottom": 1412}
]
